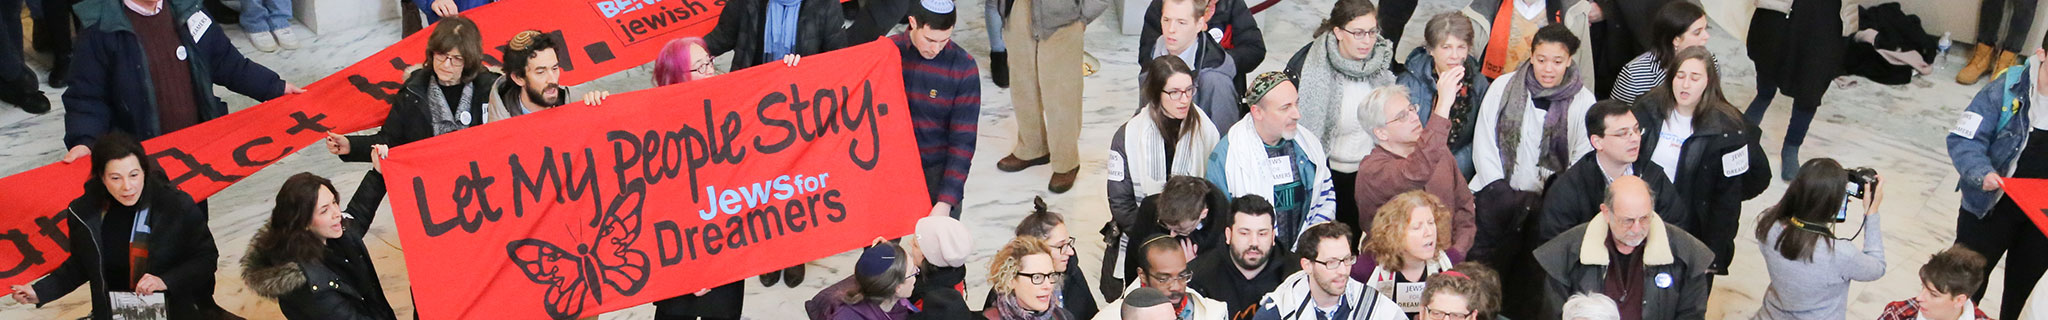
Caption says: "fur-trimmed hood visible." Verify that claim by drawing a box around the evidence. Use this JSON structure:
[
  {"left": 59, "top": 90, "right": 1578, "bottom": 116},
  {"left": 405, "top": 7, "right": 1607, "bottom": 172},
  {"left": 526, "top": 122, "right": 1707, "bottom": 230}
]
[{"left": 241, "top": 226, "right": 307, "bottom": 298}]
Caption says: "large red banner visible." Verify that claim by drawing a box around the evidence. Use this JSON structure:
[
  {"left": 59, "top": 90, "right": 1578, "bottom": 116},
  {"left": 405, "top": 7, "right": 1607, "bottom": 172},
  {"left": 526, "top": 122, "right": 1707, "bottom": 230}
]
[
  {"left": 1995, "top": 178, "right": 2048, "bottom": 237},
  {"left": 0, "top": 0, "right": 727, "bottom": 290},
  {"left": 383, "top": 41, "right": 926, "bottom": 320}
]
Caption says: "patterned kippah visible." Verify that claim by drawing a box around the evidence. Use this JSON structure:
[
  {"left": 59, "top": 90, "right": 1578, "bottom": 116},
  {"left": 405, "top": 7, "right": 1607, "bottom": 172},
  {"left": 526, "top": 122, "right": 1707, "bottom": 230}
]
[
  {"left": 1241, "top": 71, "right": 1294, "bottom": 106},
  {"left": 921, "top": 0, "right": 955, "bottom": 14}
]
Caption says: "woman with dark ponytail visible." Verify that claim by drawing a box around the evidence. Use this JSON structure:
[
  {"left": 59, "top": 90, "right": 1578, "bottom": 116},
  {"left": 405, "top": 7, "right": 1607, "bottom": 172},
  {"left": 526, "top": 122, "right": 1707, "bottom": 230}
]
[
  {"left": 984, "top": 197, "right": 1098, "bottom": 318},
  {"left": 1752, "top": 158, "right": 1886, "bottom": 319}
]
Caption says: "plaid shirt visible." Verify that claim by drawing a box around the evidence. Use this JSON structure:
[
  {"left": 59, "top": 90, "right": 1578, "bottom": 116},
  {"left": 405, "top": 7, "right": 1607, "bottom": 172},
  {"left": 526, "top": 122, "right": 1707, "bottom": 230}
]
[{"left": 1877, "top": 298, "right": 1994, "bottom": 320}]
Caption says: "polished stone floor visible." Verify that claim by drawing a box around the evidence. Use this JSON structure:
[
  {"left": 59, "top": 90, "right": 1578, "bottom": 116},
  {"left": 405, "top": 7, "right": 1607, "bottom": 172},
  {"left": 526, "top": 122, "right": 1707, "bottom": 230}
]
[{"left": 0, "top": 0, "right": 2027, "bottom": 319}]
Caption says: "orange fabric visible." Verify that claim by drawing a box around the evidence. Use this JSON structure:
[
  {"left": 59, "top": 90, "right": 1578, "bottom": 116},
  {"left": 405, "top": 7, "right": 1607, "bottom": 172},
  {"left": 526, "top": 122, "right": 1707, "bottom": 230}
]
[{"left": 1482, "top": 0, "right": 1516, "bottom": 78}]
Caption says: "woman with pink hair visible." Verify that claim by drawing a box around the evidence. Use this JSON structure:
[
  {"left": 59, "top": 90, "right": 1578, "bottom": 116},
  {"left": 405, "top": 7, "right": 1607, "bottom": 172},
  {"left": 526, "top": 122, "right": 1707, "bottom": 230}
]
[
  {"left": 654, "top": 37, "right": 720, "bottom": 86},
  {"left": 646, "top": 37, "right": 748, "bottom": 320}
]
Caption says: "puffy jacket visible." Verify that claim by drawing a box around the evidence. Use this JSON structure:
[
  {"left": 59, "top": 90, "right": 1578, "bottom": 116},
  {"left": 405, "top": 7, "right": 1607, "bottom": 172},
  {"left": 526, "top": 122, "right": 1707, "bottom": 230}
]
[
  {"left": 1396, "top": 47, "right": 1490, "bottom": 151},
  {"left": 242, "top": 172, "right": 399, "bottom": 320},
  {"left": 1535, "top": 214, "right": 1714, "bottom": 320},
  {"left": 37, "top": 180, "right": 226, "bottom": 320}
]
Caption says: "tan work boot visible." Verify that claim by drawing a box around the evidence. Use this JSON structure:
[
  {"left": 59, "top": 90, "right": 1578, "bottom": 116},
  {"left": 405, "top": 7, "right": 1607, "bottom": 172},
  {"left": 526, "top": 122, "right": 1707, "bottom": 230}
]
[
  {"left": 1994, "top": 50, "right": 2020, "bottom": 77},
  {"left": 1959, "top": 43, "right": 1996, "bottom": 85}
]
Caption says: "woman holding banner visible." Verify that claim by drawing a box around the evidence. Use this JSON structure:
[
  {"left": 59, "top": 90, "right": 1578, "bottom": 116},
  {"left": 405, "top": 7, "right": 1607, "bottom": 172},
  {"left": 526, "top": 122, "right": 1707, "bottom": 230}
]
[
  {"left": 642, "top": 36, "right": 752, "bottom": 320},
  {"left": 9, "top": 133, "right": 233, "bottom": 320},
  {"left": 241, "top": 173, "right": 400, "bottom": 320},
  {"left": 977, "top": 235, "right": 1075, "bottom": 320}
]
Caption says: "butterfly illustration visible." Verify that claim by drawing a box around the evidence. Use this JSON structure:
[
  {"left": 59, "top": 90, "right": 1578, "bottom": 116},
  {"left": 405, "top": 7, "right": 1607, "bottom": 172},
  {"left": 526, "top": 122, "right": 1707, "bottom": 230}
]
[{"left": 505, "top": 191, "right": 651, "bottom": 320}]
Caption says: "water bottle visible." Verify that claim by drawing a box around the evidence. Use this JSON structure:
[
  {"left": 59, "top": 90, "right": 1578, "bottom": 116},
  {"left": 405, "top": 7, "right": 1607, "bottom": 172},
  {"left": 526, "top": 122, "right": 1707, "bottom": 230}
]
[{"left": 1938, "top": 32, "right": 1954, "bottom": 73}]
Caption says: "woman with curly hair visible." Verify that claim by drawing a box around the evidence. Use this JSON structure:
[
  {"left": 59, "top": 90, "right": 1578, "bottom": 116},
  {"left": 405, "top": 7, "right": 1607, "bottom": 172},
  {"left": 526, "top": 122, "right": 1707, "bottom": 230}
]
[{"left": 1351, "top": 190, "right": 1461, "bottom": 317}]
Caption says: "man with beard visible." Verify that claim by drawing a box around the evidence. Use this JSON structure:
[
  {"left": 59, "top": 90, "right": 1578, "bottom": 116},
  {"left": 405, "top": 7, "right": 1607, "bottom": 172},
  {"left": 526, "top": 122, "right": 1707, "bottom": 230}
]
[
  {"left": 1189, "top": 195, "right": 1298, "bottom": 320},
  {"left": 1096, "top": 234, "right": 1229, "bottom": 320},
  {"left": 490, "top": 30, "right": 571, "bottom": 120},
  {"left": 1534, "top": 176, "right": 1712, "bottom": 320}
]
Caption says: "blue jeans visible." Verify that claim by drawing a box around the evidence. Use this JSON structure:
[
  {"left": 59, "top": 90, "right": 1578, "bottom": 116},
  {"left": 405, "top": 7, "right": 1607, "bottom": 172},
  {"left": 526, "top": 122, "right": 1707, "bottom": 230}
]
[
  {"left": 987, "top": 2, "right": 1006, "bottom": 53},
  {"left": 1744, "top": 80, "right": 1818, "bottom": 148},
  {"left": 240, "top": 0, "right": 294, "bottom": 33}
]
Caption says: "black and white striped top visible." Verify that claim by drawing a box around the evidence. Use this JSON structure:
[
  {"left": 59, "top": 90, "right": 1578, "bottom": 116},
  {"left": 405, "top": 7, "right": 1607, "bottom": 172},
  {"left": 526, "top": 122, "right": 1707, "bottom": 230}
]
[{"left": 1611, "top": 52, "right": 1664, "bottom": 104}]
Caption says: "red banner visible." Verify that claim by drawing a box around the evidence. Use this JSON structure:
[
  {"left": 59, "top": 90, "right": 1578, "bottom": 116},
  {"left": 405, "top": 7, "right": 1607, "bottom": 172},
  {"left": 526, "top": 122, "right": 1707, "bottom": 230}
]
[
  {"left": 1996, "top": 178, "right": 2048, "bottom": 237},
  {"left": 383, "top": 41, "right": 926, "bottom": 320},
  {"left": 0, "top": 0, "right": 728, "bottom": 290}
]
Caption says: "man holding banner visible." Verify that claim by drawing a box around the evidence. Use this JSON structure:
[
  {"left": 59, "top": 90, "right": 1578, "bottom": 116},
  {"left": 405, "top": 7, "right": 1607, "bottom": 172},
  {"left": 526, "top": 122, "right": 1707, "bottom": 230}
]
[
  {"left": 895, "top": 0, "right": 981, "bottom": 219},
  {"left": 60, "top": 0, "right": 305, "bottom": 163}
]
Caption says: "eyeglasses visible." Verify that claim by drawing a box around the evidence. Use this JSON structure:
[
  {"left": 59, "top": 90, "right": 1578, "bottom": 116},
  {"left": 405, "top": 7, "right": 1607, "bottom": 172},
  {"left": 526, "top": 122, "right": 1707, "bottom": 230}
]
[
  {"left": 1048, "top": 237, "right": 1077, "bottom": 254},
  {"left": 1385, "top": 103, "right": 1420, "bottom": 126},
  {"left": 906, "top": 265, "right": 922, "bottom": 281},
  {"left": 691, "top": 59, "right": 716, "bottom": 75},
  {"left": 1017, "top": 271, "right": 1065, "bottom": 285},
  {"left": 1310, "top": 256, "right": 1357, "bottom": 270},
  {"left": 1424, "top": 308, "right": 1474, "bottom": 320},
  {"left": 1164, "top": 85, "right": 1198, "bottom": 100},
  {"left": 1338, "top": 27, "right": 1381, "bottom": 41},
  {"left": 1146, "top": 270, "right": 1196, "bottom": 283},
  {"left": 436, "top": 53, "right": 465, "bottom": 65},
  {"left": 1601, "top": 127, "right": 1646, "bottom": 139}
]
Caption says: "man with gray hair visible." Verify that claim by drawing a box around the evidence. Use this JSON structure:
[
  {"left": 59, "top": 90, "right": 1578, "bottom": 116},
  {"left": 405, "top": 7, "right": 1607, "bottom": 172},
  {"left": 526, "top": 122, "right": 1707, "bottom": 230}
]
[
  {"left": 1350, "top": 85, "right": 1477, "bottom": 255},
  {"left": 1534, "top": 176, "right": 1713, "bottom": 320},
  {"left": 1561, "top": 293, "right": 1621, "bottom": 320}
]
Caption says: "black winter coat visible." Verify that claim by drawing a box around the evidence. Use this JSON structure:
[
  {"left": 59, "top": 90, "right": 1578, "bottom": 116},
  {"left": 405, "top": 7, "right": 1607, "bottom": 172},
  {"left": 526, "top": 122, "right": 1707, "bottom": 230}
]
[
  {"left": 339, "top": 67, "right": 501, "bottom": 163},
  {"left": 1633, "top": 98, "right": 1769, "bottom": 274},
  {"left": 1536, "top": 152, "right": 1681, "bottom": 246},
  {"left": 704, "top": 0, "right": 851, "bottom": 71},
  {"left": 38, "top": 181, "right": 225, "bottom": 320},
  {"left": 242, "top": 172, "right": 399, "bottom": 320},
  {"left": 1119, "top": 182, "right": 1230, "bottom": 282},
  {"left": 1747, "top": 0, "right": 1842, "bottom": 101},
  {"left": 908, "top": 266, "right": 972, "bottom": 320},
  {"left": 62, "top": 0, "right": 285, "bottom": 147}
]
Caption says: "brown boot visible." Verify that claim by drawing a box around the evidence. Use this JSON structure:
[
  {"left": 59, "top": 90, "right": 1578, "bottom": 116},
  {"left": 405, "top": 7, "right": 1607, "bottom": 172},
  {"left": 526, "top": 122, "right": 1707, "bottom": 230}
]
[
  {"left": 1048, "top": 168, "right": 1079, "bottom": 193},
  {"left": 1994, "top": 50, "right": 2021, "bottom": 77},
  {"left": 997, "top": 154, "right": 1050, "bottom": 172},
  {"left": 1959, "top": 43, "right": 1996, "bottom": 85}
]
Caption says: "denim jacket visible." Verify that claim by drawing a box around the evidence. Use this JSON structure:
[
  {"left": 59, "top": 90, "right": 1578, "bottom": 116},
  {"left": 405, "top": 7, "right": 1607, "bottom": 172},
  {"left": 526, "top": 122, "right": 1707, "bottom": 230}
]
[{"left": 1948, "top": 64, "right": 2034, "bottom": 217}]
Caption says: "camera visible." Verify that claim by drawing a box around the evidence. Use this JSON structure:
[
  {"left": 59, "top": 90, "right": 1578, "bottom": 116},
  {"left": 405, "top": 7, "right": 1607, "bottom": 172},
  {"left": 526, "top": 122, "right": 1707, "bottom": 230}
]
[{"left": 1846, "top": 167, "right": 1879, "bottom": 199}]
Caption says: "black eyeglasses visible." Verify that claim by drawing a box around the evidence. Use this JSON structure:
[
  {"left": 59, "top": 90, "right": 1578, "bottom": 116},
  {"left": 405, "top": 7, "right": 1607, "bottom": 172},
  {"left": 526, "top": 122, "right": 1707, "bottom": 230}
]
[
  {"left": 1163, "top": 85, "right": 1198, "bottom": 100},
  {"left": 1017, "top": 271, "right": 1065, "bottom": 285},
  {"left": 1310, "top": 256, "right": 1357, "bottom": 270},
  {"left": 1048, "top": 237, "right": 1077, "bottom": 253}
]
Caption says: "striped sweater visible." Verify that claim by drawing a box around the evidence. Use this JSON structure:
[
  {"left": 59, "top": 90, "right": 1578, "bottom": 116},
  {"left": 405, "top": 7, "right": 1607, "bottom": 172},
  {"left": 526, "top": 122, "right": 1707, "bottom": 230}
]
[
  {"left": 894, "top": 34, "right": 982, "bottom": 206},
  {"left": 1611, "top": 52, "right": 1665, "bottom": 104}
]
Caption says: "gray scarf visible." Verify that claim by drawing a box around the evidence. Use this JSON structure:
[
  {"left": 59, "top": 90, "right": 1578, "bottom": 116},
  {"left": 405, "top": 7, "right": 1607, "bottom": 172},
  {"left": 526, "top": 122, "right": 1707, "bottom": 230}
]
[
  {"left": 1298, "top": 33, "right": 1393, "bottom": 140},
  {"left": 1495, "top": 60, "right": 1584, "bottom": 178},
  {"left": 423, "top": 81, "right": 474, "bottom": 135}
]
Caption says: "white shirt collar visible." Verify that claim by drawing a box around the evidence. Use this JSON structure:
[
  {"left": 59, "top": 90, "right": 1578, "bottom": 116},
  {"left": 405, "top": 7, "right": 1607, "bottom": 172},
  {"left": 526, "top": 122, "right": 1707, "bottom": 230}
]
[
  {"left": 1516, "top": 0, "right": 1544, "bottom": 20},
  {"left": 125, "top": 0, "right": 164, "bottom": 16},
  {"left": 2030, "top": 57, "right": 2048, "bottom": 130}
]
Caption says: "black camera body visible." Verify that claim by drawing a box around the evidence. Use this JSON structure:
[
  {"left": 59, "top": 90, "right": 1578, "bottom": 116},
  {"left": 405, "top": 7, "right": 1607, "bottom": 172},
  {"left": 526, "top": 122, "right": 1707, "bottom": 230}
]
[{"left": 1847, "top": 167, "right": 1879, "bottom": 199}]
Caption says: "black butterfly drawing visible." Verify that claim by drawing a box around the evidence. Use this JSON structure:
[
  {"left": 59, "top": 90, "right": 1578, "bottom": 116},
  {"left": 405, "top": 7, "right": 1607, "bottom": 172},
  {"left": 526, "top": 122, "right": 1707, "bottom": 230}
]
[{"left": 505, "top": 191, "right": 650, "bottom": 320}]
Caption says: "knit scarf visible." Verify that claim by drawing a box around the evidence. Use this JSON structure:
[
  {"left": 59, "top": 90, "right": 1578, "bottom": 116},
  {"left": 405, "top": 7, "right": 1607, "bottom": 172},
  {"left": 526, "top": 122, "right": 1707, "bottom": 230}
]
[
  {"left": 993, "top": 293, "right": 1070, "bottom": 320},
  {"left": 1495, "top": 60, "right": 1583, "bottom": 180},
  {"left": 763, "top": 0, "right": 803, "bottom": 61},
  {"left": 1298, "top": 33, "right": 1393, "bottom": 140},
  {"left": 424, "top": 81, "right": 474, "bottom": 135}
]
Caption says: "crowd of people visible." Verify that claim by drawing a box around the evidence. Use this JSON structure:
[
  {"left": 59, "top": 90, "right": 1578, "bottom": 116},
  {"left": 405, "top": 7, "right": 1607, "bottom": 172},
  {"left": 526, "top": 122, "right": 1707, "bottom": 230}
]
[{"left": 4, "top": 0, "right": 2048, "bottom": 319}]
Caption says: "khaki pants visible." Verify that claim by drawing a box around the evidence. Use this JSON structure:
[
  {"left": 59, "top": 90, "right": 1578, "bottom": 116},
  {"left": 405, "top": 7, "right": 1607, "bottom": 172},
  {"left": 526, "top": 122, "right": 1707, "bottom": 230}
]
[{"left": 1005, "top": 0, "right": 1085, "bottom": 172}]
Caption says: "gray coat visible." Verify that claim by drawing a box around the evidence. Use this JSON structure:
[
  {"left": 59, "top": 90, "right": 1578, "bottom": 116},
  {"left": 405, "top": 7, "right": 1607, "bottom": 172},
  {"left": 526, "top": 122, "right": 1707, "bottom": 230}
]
[
  {"left": 1534, "top": 213, "right": 1714, "bottom": 320},
  {"left": 1018, "top": 0, "right": 1108, "bottom": 41}
]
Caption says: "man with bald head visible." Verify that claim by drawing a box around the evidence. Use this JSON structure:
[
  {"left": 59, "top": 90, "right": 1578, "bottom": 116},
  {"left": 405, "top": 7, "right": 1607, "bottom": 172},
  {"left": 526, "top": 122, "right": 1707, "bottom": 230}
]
[{"left": 1533, "top": 176, "right": 1714, "bottom": 320}]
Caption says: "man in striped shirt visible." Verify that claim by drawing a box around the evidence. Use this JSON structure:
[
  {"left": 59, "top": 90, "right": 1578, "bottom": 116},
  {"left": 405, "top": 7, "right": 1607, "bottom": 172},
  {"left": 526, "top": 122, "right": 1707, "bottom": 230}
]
[{"left": 896, "top": 0, "right": 982, "bottom": 218}]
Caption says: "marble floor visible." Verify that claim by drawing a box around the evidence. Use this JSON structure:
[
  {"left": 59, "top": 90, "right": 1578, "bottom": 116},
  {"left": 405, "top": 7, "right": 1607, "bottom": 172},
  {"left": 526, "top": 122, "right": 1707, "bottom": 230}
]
[{"left": 0, "top": 0, "right": 2026, "bottom": 318}]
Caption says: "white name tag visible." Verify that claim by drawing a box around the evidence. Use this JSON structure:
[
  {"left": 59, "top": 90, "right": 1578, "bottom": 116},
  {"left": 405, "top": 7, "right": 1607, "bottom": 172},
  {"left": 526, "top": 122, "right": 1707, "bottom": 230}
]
[
  {"left": 1106, "top": 151, "right": 1126, "bottom": 181},
  {"left": 186, "top": 12, "right": 213, "bottom": 42},
  {"left": 1722, "top": 148, "right": 1749, "bottom": 177},
  {"left": 1265, "top": 156, "right": 1294, "bottom": 185},
  {"left": 1394, "top": 282, "right": 1427, "bottom": 312},
  {"left": 1953, "top": 111, "right": 1986, "bottom": 139}
]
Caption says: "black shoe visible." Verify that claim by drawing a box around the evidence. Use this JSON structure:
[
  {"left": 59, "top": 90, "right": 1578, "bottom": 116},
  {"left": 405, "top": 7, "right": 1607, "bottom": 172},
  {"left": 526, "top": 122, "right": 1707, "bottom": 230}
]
[
  {"left": 781, "top": 265, "right": 805, "bottom": 287},
  {"left": 48, "top": 58, "right": 70, "bottom": 88},
  {"left": 6, "top": 93, "right": 52, "bottom": 115},
  {"left": 759, "top": 270, "right": 781, "bottom": 287},
  {"left": 991, "top": 51, "right": 1010, "bottom": 88}
]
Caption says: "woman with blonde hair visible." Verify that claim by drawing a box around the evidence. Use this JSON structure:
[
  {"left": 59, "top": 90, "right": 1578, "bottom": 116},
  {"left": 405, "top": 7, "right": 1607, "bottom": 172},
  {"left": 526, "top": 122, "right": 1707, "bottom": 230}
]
[
  {"left": 976, "top": 235, "right": 1073, "bottom": 320},
  {"left": 1351, "top": 190, "right": 1461, "bottom": 317}
]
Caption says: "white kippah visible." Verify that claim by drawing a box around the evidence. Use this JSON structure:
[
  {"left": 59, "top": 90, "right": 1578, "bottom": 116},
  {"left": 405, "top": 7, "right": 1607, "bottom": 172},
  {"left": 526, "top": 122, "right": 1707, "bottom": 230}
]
[{"left": 921, "top": 0, "right": 955, "bottom": 14}]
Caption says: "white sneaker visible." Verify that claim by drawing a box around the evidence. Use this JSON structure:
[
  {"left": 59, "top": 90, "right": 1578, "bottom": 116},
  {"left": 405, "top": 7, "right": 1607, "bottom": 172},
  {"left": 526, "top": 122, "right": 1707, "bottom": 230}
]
[
  {"left": 272, "top": 29, "right": 301, "bottom": 50},
  {"left": 249, "top": 31, "right": 278, "bottom": 52}
]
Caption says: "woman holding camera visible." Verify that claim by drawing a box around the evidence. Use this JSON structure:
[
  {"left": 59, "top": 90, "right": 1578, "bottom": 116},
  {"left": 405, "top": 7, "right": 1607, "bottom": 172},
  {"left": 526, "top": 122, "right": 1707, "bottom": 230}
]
[{"left": 1751, "top": 158, "right": 1885, "bottom": 319}]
